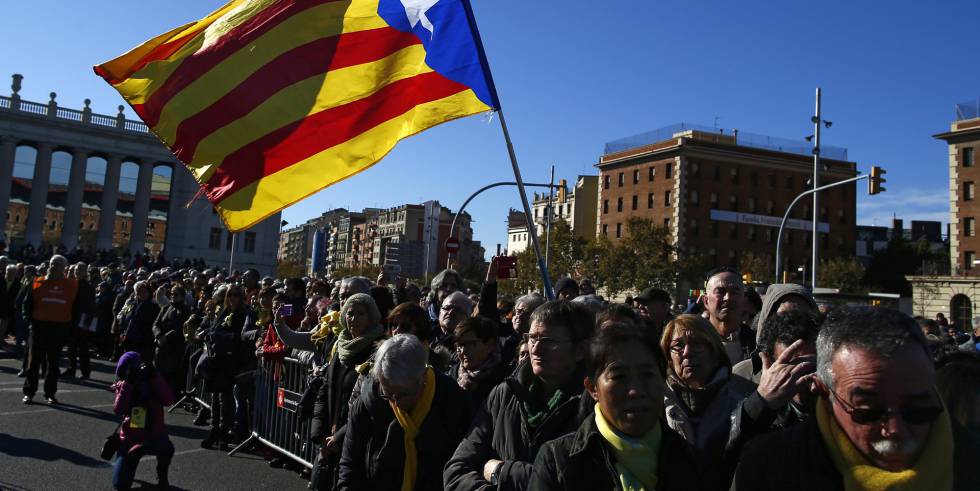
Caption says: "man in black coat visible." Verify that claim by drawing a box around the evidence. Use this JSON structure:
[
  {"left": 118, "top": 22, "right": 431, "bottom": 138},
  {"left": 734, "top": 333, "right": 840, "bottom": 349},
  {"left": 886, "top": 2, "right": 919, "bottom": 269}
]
[
  {"left": 444, "top": 301, "right": 594, "bottom": 491},
  {"left": 735, "top": 306, "right": 980, "bottom": 490}
]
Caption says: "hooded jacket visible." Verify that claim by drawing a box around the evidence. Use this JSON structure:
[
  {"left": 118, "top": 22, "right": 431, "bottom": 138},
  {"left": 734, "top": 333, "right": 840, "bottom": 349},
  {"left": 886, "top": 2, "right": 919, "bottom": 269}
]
[{"left": 732, "top": 284, "right": 817, "bottom": 382}]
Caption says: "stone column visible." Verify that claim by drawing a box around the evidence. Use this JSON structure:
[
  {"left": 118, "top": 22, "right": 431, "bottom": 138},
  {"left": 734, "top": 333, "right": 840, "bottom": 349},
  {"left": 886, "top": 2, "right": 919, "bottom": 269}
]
[
  {"left": 96, "top": 155, "right": 123, "bottom": 251},
  {"left": 0, "top": 136, "right": 17, "bottom": 237},
  {"left": 24, "top": 143, "right": 53, "bottom": 247},
  {"left": 128, "top": 160, "right": 154, "bottom": 254},
  {"left": 61, "top": 148, "right": 90, "bottom": 251}
]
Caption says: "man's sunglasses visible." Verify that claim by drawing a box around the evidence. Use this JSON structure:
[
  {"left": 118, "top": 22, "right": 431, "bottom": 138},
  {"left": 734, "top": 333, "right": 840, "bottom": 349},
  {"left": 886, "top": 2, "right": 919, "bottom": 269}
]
[{"left": 830, "top": 389, "right": 943, "bottom": 425}]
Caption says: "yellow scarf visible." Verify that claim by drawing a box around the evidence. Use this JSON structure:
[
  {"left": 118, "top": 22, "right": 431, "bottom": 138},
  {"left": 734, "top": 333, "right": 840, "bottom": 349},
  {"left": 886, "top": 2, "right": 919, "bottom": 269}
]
[
  {"left": 594, "top": 403, "right": 661, "bottom": 491},
  {"left": 815, "top": 396, "right": 953, "bottom": 491},
  {"left": 310, "top": 311, "right": 343, "bottom": 352},
  {"left": 389, "top": 367, "right": 436, "bottom": 491}
]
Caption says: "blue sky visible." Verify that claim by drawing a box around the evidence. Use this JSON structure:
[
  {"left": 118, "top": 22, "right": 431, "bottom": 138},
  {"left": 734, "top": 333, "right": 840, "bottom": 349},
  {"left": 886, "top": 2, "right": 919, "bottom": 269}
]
[{"left": 2, "top": 0, "right": 977, "bottom": 251}]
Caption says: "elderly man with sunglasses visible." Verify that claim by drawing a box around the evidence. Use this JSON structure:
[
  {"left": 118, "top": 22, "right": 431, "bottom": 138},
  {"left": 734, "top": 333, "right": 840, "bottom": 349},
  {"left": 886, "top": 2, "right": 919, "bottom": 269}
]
[{"left": 734, "top": 306, "right": 980, "bottom": 490}]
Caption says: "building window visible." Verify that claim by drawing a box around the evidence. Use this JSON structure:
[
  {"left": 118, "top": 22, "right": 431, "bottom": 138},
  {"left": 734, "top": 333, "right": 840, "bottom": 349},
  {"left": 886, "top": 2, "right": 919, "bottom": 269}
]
[
  {"left": 664, "top": 218, "right": 670, "bottom": 228},
  {"left": 632, "top": 195, "right": 638, "bottom": 210},
  {"left": 731, "top": 167, "right": 739, "bottom": 183},
  {"left": 664, "top": 190, "right": 671, "bottom": 206},
  {"left": 617, "top": 197, "right": 623, "bottom": 212},
  {"left": 729, "top": 195, "right": 737, "bottom": 211},
  {"left": 648, "top": 193, "right": 654, "bottom": 209},
  {"left": 785, "top": 176, "right": 794, "bottom": 190},
  {"left": 821, "top": 233, "right": 829, "bottom": 250},
  {"left": 712, "top": 165, "right": 721, "bottom": 182},
  {"left": 690, "top": 218, "right": 699, "bottom": 237},
  {"left": 616, "top": 223, "right": 622, "bottom": 238},
  {"left": 244, "top": 232, "right": 257, "bottom": 253},
  {"left": 839, "top": 209, "right": 846, "bottom": 224},
  {"left": 965, "top": 147, "right": 975, "bottom": 167},
  {"left": 711, "top": 221, "right": 719, "bottom": 238},
  {"left": 209, "top": 228, "right": 222, "bottom": 250},
  {"left": 820, "top": 207, "right": 828, "bottom": 222},
  {"left": 602, "top": 224, "right": 608, "bottom": 235},
  {"left": 691, "top": 162, "right": 700, "bottom": 177},
  {"left": 729, "top": 224, "right": 738, "bottom": 240},
  {"left": 618, "top": 172, "right": 624, "bottom": 187},
  {"left": 767, "top": 201, "right": 775, "bottom": 215},
  {"left": 787, "top": 231, "right": 794, "bottom": 245},
  {"left": 767, "top": 229, "right": 775, "bottom": 243},
  {"left": 689, "top": 191, "right": 699, "bottom": 207},
  {"left": 748, "top": 197, "right": 757, "bottom": 213},
  {"left": 633, "top": 169, "right": 639, "bottom": 184},
  {"left": 710, "top": 192, "right": 718, "bottom": 207},
  {"left": 965, "top": 182, "right": 975, "bottom": 201},
  {"left": 666, "top": 163, "right": 673, "bottom": 178},
  {"left": 604, "top": 175, "right": 610, "bottom": 189},
  {"left": 226, "top": 232, "right": 234, "bottom": 251},
  {"left": 648, "top": 166, "right": 655, "bottom": 181},
  {"left": 966, "top": 251, "right": 976, "bottom": 269},
  {"left": 966, "top": 217, "right": 976, "bottom": 237},
  {"left": 748, "top": 225, "right": 757, "bottom": 241},
  {"left": 751, "top": 172, "right": 759, "bottom": 187},
  {"left": 603, "top": 200, "right": 609, "bottom": 214}
]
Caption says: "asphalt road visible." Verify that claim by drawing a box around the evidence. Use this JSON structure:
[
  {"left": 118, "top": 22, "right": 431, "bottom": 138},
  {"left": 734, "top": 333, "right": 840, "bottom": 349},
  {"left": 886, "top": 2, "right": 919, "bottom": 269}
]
[{"left": 0, "top": 347, "right": 311, "bottom": 491}]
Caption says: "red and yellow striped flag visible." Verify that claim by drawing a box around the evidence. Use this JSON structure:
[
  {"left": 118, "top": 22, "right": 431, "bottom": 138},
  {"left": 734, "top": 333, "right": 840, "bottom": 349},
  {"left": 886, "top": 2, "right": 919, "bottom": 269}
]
[{"left": 95, "top": 0, "right": 499, "bottom": 231}]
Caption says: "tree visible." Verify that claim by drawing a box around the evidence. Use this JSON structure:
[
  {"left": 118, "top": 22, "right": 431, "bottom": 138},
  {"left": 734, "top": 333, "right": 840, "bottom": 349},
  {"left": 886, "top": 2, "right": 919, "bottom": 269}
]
[
  {"left": 739, "top": 251, "right": 774, "bottom": 284},
  {"left": 498, "top": 221, "right": 585, "bottom": 296},
  {"left": 864, "top": 235, "right": 949, "bottom": 295},
  {"left": 277, "top": 260, "right": 306, "bottom": 279},
  {"left": 818, "top": 257, "right": 866, "bottom": 294},
  {"left": 330, "top": 263, "right": 382, "bottom": 281}
]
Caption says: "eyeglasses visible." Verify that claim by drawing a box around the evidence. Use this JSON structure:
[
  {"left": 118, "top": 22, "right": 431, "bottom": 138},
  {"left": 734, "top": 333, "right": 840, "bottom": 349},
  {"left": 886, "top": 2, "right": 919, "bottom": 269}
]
[
  {"left": 522, "top": 333, "right": 569, "bottom": 351},
  {"left": 379, "top": 378, "right": 424, "bottom": 402},
  {"left": 830, "top": 389, "right": 944, "bottom": 426},
  {"left": 669, "top": 340, "right": 710, "bottom": 354}
]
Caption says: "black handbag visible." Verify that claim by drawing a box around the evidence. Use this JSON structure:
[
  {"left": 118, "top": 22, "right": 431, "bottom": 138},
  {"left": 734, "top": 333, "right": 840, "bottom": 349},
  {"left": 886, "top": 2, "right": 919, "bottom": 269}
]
[{"left": 100, "top": 422, "right": 123, "bottom": 461}]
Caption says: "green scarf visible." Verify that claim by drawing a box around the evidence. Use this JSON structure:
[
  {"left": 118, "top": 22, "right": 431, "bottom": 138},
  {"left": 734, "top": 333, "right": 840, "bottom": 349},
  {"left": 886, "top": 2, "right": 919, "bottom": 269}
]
[
  {"left": 333, "top": 323, "right": 386, "bottom": 365},
  {"left": 523, "top": 379, "right": 566, "bottom": 428},
  {"left": 594, "top": 403, "right": 661, "bottom": 491}
]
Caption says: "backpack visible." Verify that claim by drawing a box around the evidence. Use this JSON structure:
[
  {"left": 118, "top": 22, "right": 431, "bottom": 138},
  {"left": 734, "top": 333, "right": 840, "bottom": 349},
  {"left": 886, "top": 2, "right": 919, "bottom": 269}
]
[{"left": 204, "top": 327, "right": 239, "bottom": 365}]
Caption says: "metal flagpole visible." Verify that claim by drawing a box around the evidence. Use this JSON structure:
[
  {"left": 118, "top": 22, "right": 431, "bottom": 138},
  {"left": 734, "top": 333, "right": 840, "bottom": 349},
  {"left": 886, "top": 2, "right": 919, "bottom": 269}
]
[
  {"left": 497, "top": 110, "right": 555, "bottom": 299},
  {"left": 545, "top": 164, "right": 554, "bottom": 271},
  {"left": 229, "top": 232, "right": 236, "bottom": 272}
]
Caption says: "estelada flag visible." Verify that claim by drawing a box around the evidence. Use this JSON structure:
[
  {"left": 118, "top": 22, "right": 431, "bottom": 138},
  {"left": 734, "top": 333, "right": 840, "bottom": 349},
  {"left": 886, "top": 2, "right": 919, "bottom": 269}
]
[{"left": 95, "top": 0, "right": 499, "bottom": 231}]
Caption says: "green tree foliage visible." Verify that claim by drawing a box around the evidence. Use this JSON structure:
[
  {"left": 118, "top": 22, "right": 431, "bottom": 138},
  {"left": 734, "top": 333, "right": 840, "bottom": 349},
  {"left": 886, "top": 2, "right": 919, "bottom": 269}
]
[
  {"left": 818, "top": 257, "right": 866, "bottom": 294},
  {"left": 276, "top": 260, "right": 306, "bottom": 279},
  {"left": 329, "top": 263, "right": 382, "bottom": 282},
  {"left": 864, "top": 236, "right": 949, "bottom": 295}
]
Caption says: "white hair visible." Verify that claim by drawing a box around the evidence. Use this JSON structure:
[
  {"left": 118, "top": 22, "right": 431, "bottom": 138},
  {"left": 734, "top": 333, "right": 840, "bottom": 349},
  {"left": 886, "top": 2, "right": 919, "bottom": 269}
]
[
  {"left": 371, "top": 334, "right": 427, "bottom": 388},
  {"left": 442, "top": 291, "right": 474, "bottom": 316}
]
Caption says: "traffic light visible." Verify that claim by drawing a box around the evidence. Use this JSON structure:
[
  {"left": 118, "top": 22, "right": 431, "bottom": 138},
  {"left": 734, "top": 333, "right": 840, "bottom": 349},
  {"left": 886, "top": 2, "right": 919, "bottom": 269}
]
[{"left": 868, "top": 166, "right": 887, "bottom": 195}]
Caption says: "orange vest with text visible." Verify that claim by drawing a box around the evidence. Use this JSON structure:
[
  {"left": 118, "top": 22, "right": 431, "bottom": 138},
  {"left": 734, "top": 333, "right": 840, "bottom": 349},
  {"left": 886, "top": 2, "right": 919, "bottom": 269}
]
[{"left": 31, "top": 277, "right": 79, "bottom": 323}]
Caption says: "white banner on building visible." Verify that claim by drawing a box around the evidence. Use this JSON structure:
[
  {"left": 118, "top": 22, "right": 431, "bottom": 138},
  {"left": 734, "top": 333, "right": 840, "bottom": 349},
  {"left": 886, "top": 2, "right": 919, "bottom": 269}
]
[{"left": 709, "top": 209, "right": 830, "bottom": 233}]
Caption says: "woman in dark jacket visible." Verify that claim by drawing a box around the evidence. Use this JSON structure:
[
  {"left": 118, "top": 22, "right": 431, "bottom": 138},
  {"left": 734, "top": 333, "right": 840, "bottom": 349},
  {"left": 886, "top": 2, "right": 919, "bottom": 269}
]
[
  {"left": 531, "top": 323, "right": 714, "bottom": 491},
  {"left": 338, "top": 334, "right": 470, "bottom": 491},
  {"left": 310, "top": 293, "right": 387, "bottom": 491},
  {"left": 152, "top": 284, "right": 190, "bottom": 395},
  {"left": 448, "top": 316, "right": 511, "bottom": 415},
  {"left": 199, "top": 284, "right": 247, "bottom": 449},
  {"left": 121, "top": 281, "right": 161, "bottom": 364}
]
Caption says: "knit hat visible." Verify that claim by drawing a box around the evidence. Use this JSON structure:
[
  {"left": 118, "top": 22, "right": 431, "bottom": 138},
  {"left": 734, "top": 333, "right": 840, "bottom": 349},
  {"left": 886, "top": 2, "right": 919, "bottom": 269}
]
[
  {"left": 116, "top": 351, "right": 143, "bottom": 379},
  {"left": 555, "top": 277, "right": 579, "bottom": 296}
]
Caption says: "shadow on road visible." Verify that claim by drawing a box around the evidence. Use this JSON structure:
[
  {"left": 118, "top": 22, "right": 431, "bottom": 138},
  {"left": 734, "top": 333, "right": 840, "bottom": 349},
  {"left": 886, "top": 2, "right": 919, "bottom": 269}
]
[
  {"left": 133, "top": 479, "right": 189, "bottom": 490},
  {"left": 49, "top": 402, "right": 119, "bottom": 424},
  {"left": 0, "top": 432, "right": 110, "bottom": 468}
]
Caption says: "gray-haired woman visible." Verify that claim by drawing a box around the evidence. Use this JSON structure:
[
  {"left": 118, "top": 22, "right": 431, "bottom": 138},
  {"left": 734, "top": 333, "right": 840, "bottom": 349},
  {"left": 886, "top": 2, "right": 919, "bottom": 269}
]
[
  {"left": 310, "top": 293, "right": 387, "bottom": 491},
  {"left": 337, "top": 334, "right": 470, "bottom": 491}
]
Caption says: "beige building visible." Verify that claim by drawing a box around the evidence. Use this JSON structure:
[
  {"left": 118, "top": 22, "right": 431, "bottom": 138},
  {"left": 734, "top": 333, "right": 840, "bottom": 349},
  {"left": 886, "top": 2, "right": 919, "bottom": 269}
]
[
  {"left": 507, "top": 175, "right": 599, "bottom": 255},
  {"left": 909, "top": 100, "right": 980, "bottom": 331}
]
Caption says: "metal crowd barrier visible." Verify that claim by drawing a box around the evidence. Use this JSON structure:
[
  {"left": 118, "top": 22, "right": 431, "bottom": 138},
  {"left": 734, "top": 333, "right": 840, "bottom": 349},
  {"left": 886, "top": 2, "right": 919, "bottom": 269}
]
[
  {"left": 169, "top": 375, "right": 211, "bottom": 413},
  {"left": 229, "top": 356, "right": 315, "bottom": 469}
]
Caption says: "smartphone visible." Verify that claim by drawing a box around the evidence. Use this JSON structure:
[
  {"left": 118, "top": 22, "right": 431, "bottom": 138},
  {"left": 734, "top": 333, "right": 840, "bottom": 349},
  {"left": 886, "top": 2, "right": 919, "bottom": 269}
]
[
  {"left": 281, "top": 304, "right": 293, "bottom": 317},
  {"left": 498, "top": 256, "right": 518, "bottom": 279}
]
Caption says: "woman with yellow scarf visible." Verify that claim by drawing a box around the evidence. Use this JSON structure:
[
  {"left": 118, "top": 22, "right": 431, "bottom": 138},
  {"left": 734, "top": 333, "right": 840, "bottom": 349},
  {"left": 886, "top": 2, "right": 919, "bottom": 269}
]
[
  {"left": 336, "top": 334, "right": 471, "bottom": 491},
  {"left": 531, "top": 323, "right": 715, "bottom": 491}
]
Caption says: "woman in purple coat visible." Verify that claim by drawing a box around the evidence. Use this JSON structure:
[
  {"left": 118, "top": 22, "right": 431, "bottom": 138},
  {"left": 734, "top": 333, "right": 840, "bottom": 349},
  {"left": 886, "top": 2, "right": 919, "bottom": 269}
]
[{"left": 112, "top": 351, "right": 176, "bottom": 490}]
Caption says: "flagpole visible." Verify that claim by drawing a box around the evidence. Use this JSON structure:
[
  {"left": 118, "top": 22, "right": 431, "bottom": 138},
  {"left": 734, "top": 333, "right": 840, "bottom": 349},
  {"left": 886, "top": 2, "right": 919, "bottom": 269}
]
[
  {"left": 229, "top": 232, "right": 236, "bottom": 272},
  {"left": 497, "top": 110, "right": 555, "bottom": 300}
]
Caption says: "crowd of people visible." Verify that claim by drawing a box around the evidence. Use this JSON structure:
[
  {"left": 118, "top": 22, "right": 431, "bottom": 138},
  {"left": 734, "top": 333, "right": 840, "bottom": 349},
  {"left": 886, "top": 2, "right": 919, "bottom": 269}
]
[{"left": 3, "top": 253, "right": 980, "bottom": 490}]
